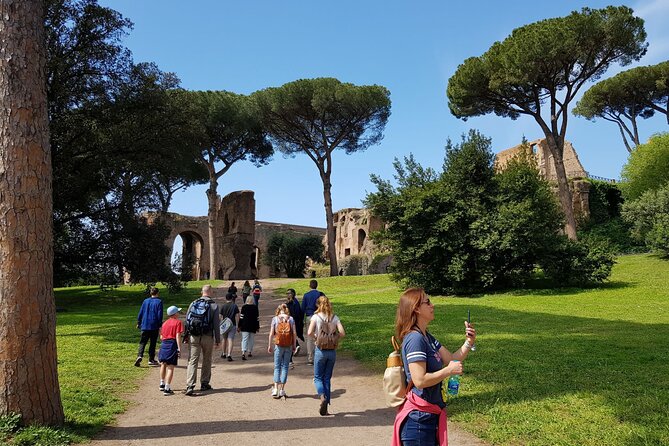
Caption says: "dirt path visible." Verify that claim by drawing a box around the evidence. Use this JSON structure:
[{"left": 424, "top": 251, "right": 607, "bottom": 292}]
[{"left": 90, "top": 279, "right": 486, "bottom": 446}]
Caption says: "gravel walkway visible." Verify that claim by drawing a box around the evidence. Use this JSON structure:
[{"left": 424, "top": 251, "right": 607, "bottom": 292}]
[{"left": 90, "top": 279, "right": 486, "bottom": 446}]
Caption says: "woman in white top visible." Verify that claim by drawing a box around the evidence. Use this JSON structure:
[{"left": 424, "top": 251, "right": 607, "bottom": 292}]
[
  {"left": 268, "top": 303, "right": 297, "bottom": 398},
  {"left": 307, "top": 295, "right": 345, "bottom": 416}
]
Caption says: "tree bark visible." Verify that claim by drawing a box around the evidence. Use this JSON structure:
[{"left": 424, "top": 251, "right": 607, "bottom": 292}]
[
  {"left": 206, "top": 179, "right": 218, "bottom": 279},
  {"left": 320, "top": 173, "right": 339, "bottom": 276},
  {"left": 544, "top": 136, "right": 578, "bottom": 240},
  {"left": 0, "top": 0, "right": 64, "bottom": 425}
]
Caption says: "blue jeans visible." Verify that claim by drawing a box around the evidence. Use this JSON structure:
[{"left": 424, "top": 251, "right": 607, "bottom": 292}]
[
  {"left": 400, "top": 410, "right": 439, "bottom": 445},
  {"left": 313, "top": 347, "right": 336, "bottom": 402},
  {"left": 253, "top": 295, "right": 260, "bottom": 306},
  {"left": 273, "top": 345, "right": 291, "bottom": 383}
]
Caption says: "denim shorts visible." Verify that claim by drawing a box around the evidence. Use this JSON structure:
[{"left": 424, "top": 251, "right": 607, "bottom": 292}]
[{"left": 400, "top": 410, "right": 439, "bottom": 445}]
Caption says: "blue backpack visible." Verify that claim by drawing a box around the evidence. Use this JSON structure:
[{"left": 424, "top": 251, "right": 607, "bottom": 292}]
[{"left": 186, "top": 298, "right": 212, "bottom": 336}]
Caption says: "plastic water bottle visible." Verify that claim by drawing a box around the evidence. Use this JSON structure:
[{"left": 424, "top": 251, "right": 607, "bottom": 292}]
[{"left": 447, "top": 360, "right": 461, "bottom": 397}]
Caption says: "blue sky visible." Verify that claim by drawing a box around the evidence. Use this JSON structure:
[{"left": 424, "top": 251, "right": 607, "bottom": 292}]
[{"left": 102, "top": 0, "right": 669, "bottom": 229}]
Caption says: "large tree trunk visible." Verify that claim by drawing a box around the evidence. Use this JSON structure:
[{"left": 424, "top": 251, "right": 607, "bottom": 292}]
[
  {"left": 321, "top": 174, "right": 338, "bottom": 276},
  {"left": 544, "top": 136, "right": 578, "bottom": 240},
  {"left": 0, "top": 0, "right": 64, "bottom": 425},
  {"left": 206, "top": 180, "right": 218, "bottom": 279}
]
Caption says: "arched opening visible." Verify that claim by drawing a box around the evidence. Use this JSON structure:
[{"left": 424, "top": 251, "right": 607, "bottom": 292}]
[
  {"left": 170, "top": 231, "right": 204, "bottom": 280},
  {"left": 358, "top": 229, "right": 367, "bottom": 252}
]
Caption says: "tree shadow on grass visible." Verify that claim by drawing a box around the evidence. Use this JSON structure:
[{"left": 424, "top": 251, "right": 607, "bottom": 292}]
[{"left": 336, "top": 300, "right": 669, "bottom": 445}]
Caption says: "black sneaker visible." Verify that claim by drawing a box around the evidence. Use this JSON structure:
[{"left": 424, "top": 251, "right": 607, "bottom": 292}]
[
  {"left": 159, "top": 384, "right": 165, "bottom": 391},
  {"left": 184, "top": 386, "right": 195, "bottom": 396},
  {"left": 200, "top": 384, "right": 212, "bottom": 391},
  {"left": 148, "top": 360, "right": 159, "bottom": 366},
  {"left": 242, "top": 355, "right": 246, "bottom": 361},
  {"left": 163, "top": 389, "right": 174, "bottom": 396},
  {"left": 220, "top": 353, "right": 227, "bottom": 359},
  {"left": 227, "top": 356, "right": 233, "bottom": 362},
  {"left": 134, "top": 357, "right": 142, "bottom": 367}
]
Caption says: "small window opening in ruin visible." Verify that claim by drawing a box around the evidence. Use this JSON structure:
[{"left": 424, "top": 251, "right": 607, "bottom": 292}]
[
  {"left": 530, "top": 144, "right": 537, "bottom": 154},
  {"left": 358, "top": 229, "right": 367, "bottom": 251},
  {"left": 344, "top": 248, "right": 351, "bottom": 257}
]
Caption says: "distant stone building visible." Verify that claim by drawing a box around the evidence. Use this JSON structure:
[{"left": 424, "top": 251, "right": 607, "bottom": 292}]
[
  {"left": 147, "top": 191, "right": 326, "bottom": 280},
  {"left": 327, "top": 208, "right": 384, "bottom": 261},
  {"left": 494, "top": 138, "right": 591, "bottom": 220}
]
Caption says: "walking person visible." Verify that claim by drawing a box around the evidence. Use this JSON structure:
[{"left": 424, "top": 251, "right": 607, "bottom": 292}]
[
  {"left": 184, "top": 285, "right": 220, "bottom": 395},
  {"left": 268, "top": 303, "right": 297, "bottom": 399},
  {"left": 135, "top": 287, "right": 163, "bottom": 367},
  {"left": 158, "top": 305, "right": 183, "bottom": 395},
  {"left": 242, "top": 280, "right": 252, "bottom": 301},
  {"left": 285, "top": 288, "right": 303, "bottom": 367},
  {"left": 307, "top": 294, "right": 345, "bottom": 416},
  {"left": 238, "top": 295, "right": 260, "bottom": 360},
  {"left": 391, "top": 288, "right": 476, "bottom": 446},
  {"left": 220, "top": 292, "right": 240, "bottom": 361},
  {"left": 227, "top": 282, "right": 238, "bottom": 303},
  {"left": 301, "top": 279, "right": 321, "bottom": 365},
  {"left": 252, "top": 279, "right": 262, "bottom": 306}
]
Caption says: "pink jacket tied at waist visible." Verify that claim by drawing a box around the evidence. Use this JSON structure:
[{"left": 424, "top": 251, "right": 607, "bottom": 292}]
[{"left": 391, "top": 390, "right": 448, "bottom": 446}]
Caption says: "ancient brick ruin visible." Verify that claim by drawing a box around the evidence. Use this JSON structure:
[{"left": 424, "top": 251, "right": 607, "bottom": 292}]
[{"left": 495, "top": 138, "right": 591, "bottom": 220}]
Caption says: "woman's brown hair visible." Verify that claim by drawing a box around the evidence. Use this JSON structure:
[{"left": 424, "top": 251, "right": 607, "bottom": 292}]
[
  {"left": 394, "top": 288, "right": 427, "bottom": 342},
  {"left": 275, "top": 303, "right": 289, "bottom": 317},
  {"left": 316, "top": 295, "right": 333, "bottom": 319}
]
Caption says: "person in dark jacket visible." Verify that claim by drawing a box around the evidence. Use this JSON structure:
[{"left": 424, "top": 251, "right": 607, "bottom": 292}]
[
  {"left": 286, "top": 289, "right": 303, "bottom": 365},
  {"left": 238, "top": 295, "right": 260, "bottom": 360},
  {"left": 135, "top": 287, "right": 163, "bottom": 367}
]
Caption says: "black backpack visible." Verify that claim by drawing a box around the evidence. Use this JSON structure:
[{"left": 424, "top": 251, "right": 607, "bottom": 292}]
[{"left": 186, "top": 298, "right": 212, "bottom": 336}]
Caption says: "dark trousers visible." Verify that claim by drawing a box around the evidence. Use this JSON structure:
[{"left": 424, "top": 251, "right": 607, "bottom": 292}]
[{"left": 137, "top": 329, "right": 159, "bottom": 361}]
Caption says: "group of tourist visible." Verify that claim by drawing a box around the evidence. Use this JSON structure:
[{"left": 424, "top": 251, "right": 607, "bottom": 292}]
[
  {"left": 135, "top": 280, "right": 476, "bottom": 442},
  {"left": 134, "top": 279, "right": 347, "bottom": 416}
]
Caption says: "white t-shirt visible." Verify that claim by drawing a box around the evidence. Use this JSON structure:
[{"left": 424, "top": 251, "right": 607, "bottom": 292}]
[{"left": 312, "top": 312, "right": 340, "bottom": 334}]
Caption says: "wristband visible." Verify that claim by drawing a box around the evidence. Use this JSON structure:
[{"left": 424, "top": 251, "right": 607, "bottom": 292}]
[{"left": 464, "top": 340, "right": 475, "bottom": 350}]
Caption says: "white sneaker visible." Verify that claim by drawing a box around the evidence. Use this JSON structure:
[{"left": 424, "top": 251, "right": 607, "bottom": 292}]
[
  {"left": 279, "top": 390, "right": 286, "bottom": 398},
  {"left": 294, "top": 345, "right": 301, "bottom": 356},
  {"left": 271, "top": 387, "right": 278, "bottom": 397}
]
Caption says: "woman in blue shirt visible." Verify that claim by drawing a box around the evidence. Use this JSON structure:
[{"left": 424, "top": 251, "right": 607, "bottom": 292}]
[{"left": 393, "top": 288, "right": 476, "bottom": 445}]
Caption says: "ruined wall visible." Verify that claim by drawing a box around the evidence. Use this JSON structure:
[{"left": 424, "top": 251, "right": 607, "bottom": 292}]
[
  {"left": 254, "top": 221, "right": 326, "bottom": 278},
  {"left": 495, "top": 138, "right": 587, "bottom": 180},
  {"left": 329, "top": 208, "right": 384, "bottom": 261},
  {"left": 215, "top": 190, "right": 256, "bottom": 280},
  {"left": 495, "top": 138, "right": 590, "bottom": 220},
  {"left": 146, "top": 212, "right": 210, "bottom": 281}
]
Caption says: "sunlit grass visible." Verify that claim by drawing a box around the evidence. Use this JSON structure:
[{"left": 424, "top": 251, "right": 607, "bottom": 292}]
[
  {"left": 278, "top": 254, "right": 669, "bottom": 446},
  {"left": 54, "top": 280, "right": 222, "bottom": 440}
]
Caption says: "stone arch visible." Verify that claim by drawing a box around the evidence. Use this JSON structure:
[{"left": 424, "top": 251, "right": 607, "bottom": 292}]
[
  {"left": 358, "top": 229, "right": 367, "bottom": 252},
  {"left": 174, "top": 230, "right": 205, "bottom": 281}
]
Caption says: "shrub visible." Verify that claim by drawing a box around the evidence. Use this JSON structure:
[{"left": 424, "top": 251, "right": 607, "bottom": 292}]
[
  {"left": 622, "top": 183, "right": 669, "bottom": 257},
  {"left": 578, "top": 217, "right": 646, "bottom": 254},
  {"left": 620, "top": 132, "right": 669, "bottom": 200},
  {"left": 539, "top": 238, "right": 616, "bottom": 286},
  {"left": 369, "top": 252, "right": 392, "bottom": 274},
  {"left": 307, "top": 262, "right": 331, "bottom": 278},
  {"left": 340, "top": 255, "right": 369, "bottom": 276},
  {"left": 366, "top": 131, "right": 615, "bottom": 294},
  {"left": 266, "top": 232, "right": 325, "bottom": 277},
  {"left": 586, "top": 179, "right": 623, "bottom": 224}
]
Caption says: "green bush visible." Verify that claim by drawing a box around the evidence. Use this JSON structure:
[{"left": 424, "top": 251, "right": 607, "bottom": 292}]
[
  {"left": 265, "top": 232, "right": 325, "bottom": 277},
  {"left": 307, "top": 262, "right": 331, "bottom": 278},
  {"left": 369, "top": 252, "right": 392, "bottom": 274},
  {"left": 340, "top": 255, "right": 369, "bottom": 276},
  {"left": 620, "top": 132, "right": 669, "bottom": 200},
  {"left": 578, "top": 217, "right": 646, "bottom": 254},
  {"left": 622, "top": 183, "right": 669, "bottom": 257},
  {"left": 539, "top": 238, "right": 616, "bottom": 286},
  {"left": 586, "top": 179, "right": 623, "bottom": 223},
  {"left": 366, "top": 131, "right": 612, "bottom": 294}
]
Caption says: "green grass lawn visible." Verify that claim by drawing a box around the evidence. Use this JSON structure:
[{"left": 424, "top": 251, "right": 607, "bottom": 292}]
[
  {"left": 51, "top": 280, "right": 222, "bottom": 442},
  {"left": 279, "top": 254, "right": 669, "bottom": 446},
  {"left": 37, "top": 255, "right": 668, "bottom": 445}
]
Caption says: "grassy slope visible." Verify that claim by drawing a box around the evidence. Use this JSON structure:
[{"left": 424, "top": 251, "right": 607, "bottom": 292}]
[{"left": 278, "top": 255, "right": 669, "bottom": 446}]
